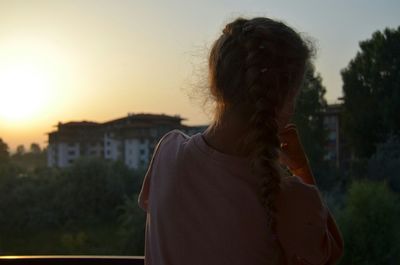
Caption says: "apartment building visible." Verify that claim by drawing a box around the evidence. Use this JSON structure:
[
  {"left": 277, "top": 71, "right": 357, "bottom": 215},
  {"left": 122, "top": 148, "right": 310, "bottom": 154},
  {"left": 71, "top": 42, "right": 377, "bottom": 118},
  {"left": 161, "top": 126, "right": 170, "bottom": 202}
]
[
  {"left": 47, "top": 105, "right": 346, "bottom": 170},
  {"left": 322, "top": 103, "right": 349, "bottom": 169},
  {"left": 47, "top": 113, "right": 208, "bottom": 169}
]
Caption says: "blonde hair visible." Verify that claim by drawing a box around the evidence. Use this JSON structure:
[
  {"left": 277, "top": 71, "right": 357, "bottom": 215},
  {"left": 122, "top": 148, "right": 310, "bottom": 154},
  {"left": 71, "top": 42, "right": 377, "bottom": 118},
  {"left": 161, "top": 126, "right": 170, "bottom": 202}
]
[{"left": 208, "top": 17, "right": 311, "bottom": 231}]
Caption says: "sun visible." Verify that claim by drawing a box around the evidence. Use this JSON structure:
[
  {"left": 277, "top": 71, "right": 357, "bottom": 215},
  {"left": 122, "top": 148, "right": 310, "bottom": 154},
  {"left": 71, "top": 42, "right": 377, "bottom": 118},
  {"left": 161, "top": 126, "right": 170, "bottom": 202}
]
[{"left": 0, "top": 63, "right": 51, "bottom": 123}]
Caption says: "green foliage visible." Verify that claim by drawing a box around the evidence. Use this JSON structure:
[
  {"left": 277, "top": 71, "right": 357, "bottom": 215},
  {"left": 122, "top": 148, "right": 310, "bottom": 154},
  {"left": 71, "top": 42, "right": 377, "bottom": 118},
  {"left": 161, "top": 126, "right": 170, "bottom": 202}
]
[
  {"left": 16, "top": 145, "right": 26, "bottom": 156},
  {"left": 1, "top": 224, "right": 124, "bottom": 255},
  {"left": 117, "top": 194, "right": 146, "bottom": 254},
  {"left": 60, "top": 232, "right": 89, "bottom": 253},
  {"left": 0, "top": 138, "right": 9, "bottom": 162},
  {"left": 10, "top": 148, "right": 47, "bottom": 172},
  {"left": 292, "top": 62, "right": 331, "bottom": 188},
  {"left": 30, "top": 143, "right": 41, "bottom": 154},
  {"left": 341, "top": 26, "right": 400, "bottom": 158},
  {"left": 54, "top": 157, "right": 132, "bottom": 226},
  {"left": 367, "top": 134, "right": 400, "bottom": 192},
  {"left": 338, "top": 180, "right": 400, "bottom": 264},
  {"left": 0, "top": 156, "right": 147, "bottom": 255}
]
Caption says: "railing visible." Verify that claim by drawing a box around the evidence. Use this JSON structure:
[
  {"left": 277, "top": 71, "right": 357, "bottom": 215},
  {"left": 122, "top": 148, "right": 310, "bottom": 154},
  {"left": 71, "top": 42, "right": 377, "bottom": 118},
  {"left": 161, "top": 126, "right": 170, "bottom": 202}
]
[{"left": 0, "top": 256, "right": 145, "bottom": 265}]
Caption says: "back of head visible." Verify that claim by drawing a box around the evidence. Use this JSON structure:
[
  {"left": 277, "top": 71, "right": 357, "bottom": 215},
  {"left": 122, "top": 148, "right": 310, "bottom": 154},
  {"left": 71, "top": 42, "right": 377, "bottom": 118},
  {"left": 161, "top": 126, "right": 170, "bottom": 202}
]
[{"left": 208, "top": 17, "right": 312, "bottom": 230}]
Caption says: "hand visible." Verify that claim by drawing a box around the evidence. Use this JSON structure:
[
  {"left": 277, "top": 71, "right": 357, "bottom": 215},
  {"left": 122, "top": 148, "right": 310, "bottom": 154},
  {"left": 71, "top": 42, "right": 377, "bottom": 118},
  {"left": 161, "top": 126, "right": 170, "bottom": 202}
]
[
  {"left": 278, "top": 123, "right": 308, "bottom": 171},
  {"left": 278, "top": 123, "right": 317, "bottom": 185}
]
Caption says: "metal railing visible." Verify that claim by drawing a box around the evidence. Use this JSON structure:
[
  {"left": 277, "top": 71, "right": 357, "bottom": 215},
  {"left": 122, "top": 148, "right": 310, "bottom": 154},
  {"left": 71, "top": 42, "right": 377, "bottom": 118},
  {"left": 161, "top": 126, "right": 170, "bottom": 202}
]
[{"left": 0, "top": 256, "right": 144, "bottom": 265}]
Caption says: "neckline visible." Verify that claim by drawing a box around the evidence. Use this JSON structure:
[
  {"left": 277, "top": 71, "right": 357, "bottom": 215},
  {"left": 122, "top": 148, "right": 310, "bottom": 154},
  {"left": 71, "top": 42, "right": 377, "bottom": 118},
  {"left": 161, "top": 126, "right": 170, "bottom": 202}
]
[{"left": 192, "top": 131, "right": 250, "bottom": 165}]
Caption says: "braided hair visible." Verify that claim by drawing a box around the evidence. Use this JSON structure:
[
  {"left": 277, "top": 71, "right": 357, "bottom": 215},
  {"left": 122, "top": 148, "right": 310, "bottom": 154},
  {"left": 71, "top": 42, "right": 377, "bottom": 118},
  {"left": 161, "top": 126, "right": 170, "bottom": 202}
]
[{"left": 208, "top": 17, "right": 311, "bottom": 231}]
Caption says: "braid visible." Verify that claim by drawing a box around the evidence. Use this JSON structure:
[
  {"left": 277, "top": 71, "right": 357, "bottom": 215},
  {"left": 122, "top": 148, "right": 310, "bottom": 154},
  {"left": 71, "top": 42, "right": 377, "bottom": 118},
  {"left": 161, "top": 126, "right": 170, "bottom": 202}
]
[
  {"left": 240, "top": 60, "right": 286, "bottom": 230},
  {"left": 246, "top": 84, "right": 285, "bottom": 231},
  {"left": 237, "top": 21, "right": 298, "bottom": 231},
  {"left": 208, "top": 17, "right": 311, "bottom": 233}
]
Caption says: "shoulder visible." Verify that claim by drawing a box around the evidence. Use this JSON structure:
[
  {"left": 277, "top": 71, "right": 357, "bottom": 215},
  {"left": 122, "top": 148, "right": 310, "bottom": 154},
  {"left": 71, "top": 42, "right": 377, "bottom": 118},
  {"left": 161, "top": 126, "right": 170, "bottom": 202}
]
[
  {"left": 137, "top": 129, "right": 188, "bottom": 212},
  {"left": 152, "top": 129, "right": 188, "bottom": 152},
  {"left": 166, "top": 129, "right": 190, "bottom": 139},
  {"left": 159, "top": 129, "right": 189, "bottom": 145},
  {"left": 150, "top": 129, "right": 191, "bottom": 165}
]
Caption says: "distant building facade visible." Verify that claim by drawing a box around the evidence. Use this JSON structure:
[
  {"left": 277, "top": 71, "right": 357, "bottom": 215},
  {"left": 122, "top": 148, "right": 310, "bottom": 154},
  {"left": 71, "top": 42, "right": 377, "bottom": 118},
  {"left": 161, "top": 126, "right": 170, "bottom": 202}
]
[
  {"left": 322, "top": 103, "right": 349, "bottom": 169},
  {"left": 47, "top": 113, "right": 208, "bottom": 169},
  {"left": 48, "top": 106, "right": 347, "bottom": 170}
]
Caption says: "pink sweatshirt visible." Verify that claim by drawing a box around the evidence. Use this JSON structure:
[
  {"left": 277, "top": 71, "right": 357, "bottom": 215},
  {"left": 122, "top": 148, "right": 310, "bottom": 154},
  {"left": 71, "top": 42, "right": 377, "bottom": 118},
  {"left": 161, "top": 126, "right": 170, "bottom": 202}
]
[{"left": 138, "top": 129, "right": 343, "bottom": 265}]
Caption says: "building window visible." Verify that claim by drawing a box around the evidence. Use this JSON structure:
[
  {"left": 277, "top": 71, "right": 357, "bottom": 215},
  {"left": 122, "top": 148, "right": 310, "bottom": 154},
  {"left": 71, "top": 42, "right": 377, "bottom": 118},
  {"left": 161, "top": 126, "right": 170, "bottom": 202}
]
[
  {"left": 140, "top": 149, "right": 145, "bottom": 155},
  {"left": 68, "top": 150, "right": 76, "bottom": 156},
  {"left": 329, "top": 131, "right": 337, "bottom": 140}
]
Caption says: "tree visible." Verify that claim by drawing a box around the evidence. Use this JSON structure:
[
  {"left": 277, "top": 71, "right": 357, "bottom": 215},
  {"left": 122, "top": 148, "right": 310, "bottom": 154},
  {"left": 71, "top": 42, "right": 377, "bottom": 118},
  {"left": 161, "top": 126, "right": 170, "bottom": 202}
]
[
  {"left": 0, "top": 138, "right": 9, "bottom": 162},
  {"left": 118, "top": 194, "right": 146, "bottom": 255},
  {"left": 0, "top": 157, "right": 139, "bottom": 255},
  {"left": 367, "top": 134, "right": 400, "bottom": 193},
  {"left": 16, "top": 145, "right": 25, "bottom": 156},
  {"left": 53, "top": 157, "right": 133, "bottom": 226},
  {"left": 341, "top": 26, "right": 400, "bottom": 158},
  {"left": 338, "top": 180, "right": 400, "bottom": 264},
  {"left": 292, "top": 62, "right": 328, "bottom": 184},
  {"left": 30, "top": 143, "right": 41, "bottom": 154}
]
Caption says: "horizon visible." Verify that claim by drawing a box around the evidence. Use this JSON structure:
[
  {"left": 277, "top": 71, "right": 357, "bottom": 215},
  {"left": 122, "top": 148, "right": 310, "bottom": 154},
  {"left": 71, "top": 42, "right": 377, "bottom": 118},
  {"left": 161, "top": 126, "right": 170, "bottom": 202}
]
[
  {"left": 3, "top": 111, "right": 207, "bottom": 153},
  {"left": 1, "top": 0, "right": 399, "bottom": 152}
]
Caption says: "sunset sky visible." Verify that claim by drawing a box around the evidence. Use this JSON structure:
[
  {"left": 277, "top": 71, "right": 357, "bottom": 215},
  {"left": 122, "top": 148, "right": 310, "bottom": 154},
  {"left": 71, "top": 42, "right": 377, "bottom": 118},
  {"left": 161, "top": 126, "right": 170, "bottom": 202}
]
[{"left": 0, "top": 0, "right": 399, "bottom": 152}]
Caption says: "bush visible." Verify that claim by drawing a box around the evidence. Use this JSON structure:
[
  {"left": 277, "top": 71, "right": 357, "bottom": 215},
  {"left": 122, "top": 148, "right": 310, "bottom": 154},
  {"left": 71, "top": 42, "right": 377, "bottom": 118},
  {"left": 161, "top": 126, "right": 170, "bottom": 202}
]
[
  {"left": 338, "top": 179, "right": 400, "bottom": 265},
  {"left": 368, "top": 134, "right": 400, "bottom": 193},
  {"left": 117, "top": 194, "right": 146, "bottom": 255},
  {"left": 0, "top": 156, "right": 147, "bottom": 255}
]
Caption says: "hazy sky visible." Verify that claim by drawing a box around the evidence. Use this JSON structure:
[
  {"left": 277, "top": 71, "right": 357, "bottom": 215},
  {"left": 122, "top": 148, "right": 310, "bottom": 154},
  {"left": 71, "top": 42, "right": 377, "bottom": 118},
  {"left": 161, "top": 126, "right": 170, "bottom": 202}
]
[{"left": 0, "top": 0, "right": 399, "bottom": 151}]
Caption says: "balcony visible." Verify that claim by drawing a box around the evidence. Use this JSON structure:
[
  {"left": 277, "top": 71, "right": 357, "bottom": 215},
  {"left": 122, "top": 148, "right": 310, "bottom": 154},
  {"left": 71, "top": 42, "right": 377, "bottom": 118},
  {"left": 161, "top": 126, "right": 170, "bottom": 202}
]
[{"left": 0, "top": 256, "right": 144, "bottom": 265}]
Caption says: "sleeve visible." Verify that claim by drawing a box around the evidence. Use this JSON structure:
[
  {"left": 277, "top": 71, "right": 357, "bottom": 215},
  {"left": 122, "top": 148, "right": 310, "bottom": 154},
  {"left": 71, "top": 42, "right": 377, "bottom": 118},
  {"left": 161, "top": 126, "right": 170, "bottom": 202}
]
[
  {"left": 138, "top": 130, "right": 177, "bottom": 212},
  {"left": 137, "top": 132, "right": 169, "bottom": 212},
  {"left": 275, "top": 177, "right": 343, "bottom": 265}
]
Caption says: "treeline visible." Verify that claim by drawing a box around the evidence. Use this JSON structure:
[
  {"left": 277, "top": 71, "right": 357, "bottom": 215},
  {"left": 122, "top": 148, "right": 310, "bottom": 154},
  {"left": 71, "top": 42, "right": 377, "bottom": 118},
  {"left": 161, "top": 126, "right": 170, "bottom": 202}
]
[
  {"left": 0, "top": 155, "right": 146, "bottom": 255},
  {"left": 335, "top": 137, "right": 400, "bottom": 264},
  {"left": 316, "top": 26, "right": 400, "bottom": 265}
]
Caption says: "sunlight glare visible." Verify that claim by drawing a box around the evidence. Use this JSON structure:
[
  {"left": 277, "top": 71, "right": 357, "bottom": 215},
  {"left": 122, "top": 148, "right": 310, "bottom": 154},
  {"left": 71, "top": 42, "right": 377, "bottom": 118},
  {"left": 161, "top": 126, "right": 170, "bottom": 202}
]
[{"left": 0, "top": 63, "right": 52, "bottom": 123}]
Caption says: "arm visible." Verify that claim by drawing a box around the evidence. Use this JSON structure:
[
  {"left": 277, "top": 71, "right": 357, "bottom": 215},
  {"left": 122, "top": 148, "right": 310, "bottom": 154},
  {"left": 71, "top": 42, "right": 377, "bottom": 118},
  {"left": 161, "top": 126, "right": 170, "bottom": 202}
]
[
  {"left": 278, "top": 124, "right": 344, "bottom": 264},
  {"left": 290, "top": 154, "right": 344, "bottom": 263},
  {"left": 278, "top": 124, "right": 317, "bottom": 186}
]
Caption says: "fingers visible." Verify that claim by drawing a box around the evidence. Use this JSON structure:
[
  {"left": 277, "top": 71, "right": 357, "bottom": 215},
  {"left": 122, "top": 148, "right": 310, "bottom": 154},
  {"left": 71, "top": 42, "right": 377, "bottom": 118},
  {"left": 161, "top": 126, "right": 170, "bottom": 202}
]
[
  {"left": 278, "top": 124, "right": 307, "bottom": 169},
  {"left": 284, "top": 123, "right": 297, "bottom": 130},
  {"left": 279, "top": 126, "right": 300, "bottom": 146},
  {"left": 278, "top": 123, "right": 297, "bottom": 136}
]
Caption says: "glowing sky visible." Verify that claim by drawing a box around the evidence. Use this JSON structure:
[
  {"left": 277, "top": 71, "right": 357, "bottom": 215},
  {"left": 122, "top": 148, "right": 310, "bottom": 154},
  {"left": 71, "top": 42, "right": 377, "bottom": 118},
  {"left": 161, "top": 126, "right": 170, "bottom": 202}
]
[{"left": 0, "top": 0, "right": 399, "bottom": 152}]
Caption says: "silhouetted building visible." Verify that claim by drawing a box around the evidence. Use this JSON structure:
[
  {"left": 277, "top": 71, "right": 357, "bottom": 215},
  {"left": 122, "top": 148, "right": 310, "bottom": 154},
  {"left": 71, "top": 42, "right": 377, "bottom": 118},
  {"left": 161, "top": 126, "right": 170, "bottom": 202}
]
[
  {"left": 47, "top": 121, "right": 102, "bottom": 167},
  {"left": 322, "top": 103, "right": 349, "bottom": 170},
  {"left": 47, "top": 113, "right": 208, "bottom": 169},
  {"left": 48, "top": 107, "right": 348, "bottom": 171}
]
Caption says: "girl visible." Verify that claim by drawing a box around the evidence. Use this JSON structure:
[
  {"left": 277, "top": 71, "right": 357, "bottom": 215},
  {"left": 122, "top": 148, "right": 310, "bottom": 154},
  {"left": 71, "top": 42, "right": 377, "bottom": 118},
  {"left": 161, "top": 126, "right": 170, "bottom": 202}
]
[{"left": 138, "top": 17, "right": 344, "bottom": 265}]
